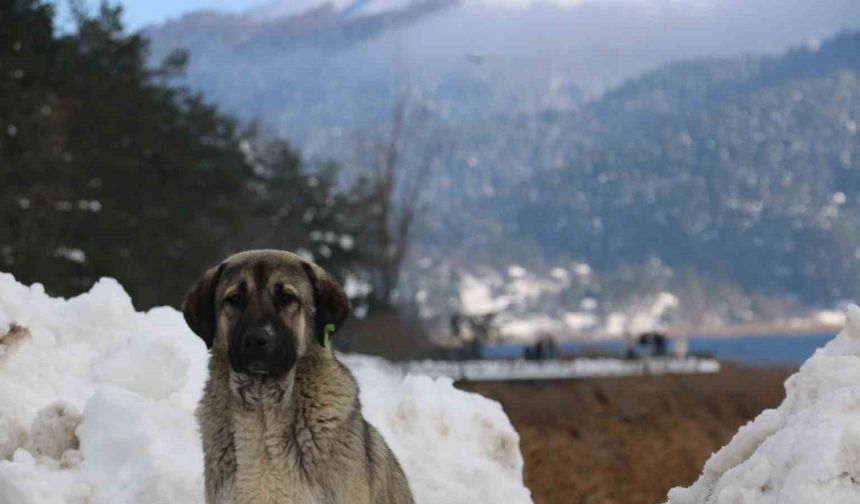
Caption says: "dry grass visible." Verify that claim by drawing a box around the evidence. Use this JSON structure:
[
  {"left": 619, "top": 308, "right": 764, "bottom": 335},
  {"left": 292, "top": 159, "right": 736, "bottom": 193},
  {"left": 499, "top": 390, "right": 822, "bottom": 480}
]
[{"left": 458, "top": 363, "right": 793, "bottom": 504}]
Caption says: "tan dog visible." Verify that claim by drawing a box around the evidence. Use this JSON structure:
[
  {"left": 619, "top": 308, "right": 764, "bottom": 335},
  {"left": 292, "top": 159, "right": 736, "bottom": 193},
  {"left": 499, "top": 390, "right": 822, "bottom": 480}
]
[{"left": 183, "top": 250, "right": 414, "bottom": 504}]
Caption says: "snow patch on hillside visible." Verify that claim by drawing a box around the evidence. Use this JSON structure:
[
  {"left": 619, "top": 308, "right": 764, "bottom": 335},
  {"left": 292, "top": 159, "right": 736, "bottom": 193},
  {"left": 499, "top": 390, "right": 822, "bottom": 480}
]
[
  {"left": 665, "top": 304, "right": 860, "bottom": 504},
  {"left": 0, "top": 273, "right": 531, "bottom": 504},
  {"left": 452, "top": 265, "right": 676, "bottom": 342}
]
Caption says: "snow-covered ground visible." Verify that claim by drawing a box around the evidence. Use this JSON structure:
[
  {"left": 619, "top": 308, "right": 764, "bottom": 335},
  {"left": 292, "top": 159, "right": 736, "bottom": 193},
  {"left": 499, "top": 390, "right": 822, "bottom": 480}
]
[
  {"left": 665, "top": 304, "right": 860, "bottom": 504},
  {"left": 0, "top": 273, "right": 532, "bottom": 504}
]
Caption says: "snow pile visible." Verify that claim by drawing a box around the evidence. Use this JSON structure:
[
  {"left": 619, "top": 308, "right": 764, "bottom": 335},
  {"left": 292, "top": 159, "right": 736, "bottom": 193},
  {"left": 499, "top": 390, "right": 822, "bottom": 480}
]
[
  {"left": 665, "top": 304, "right": 860, "bottom": 504},
  {"left": 343, "top": 355, "right": 531, "bottom": 503},
  {"left": 812, "top": 308, "right": 847, "bottom": 328},
  {"left": 455, "top": 266, "right": 600, "bottom": 342},
  {"left": 0, "top": 273, "right": 532, "bottom": 504},
  {"left": 458, "top": 266, "right": 576, "bottom": 318},
  {"left": 603, "top": 292, "right": 679, "bottom": 337},
  {"left": 451, "top": 266, "right": 684, "bottom": 342},
  {"left": 498, "top": 314, "right": 569, "bottom": 340},
  {"left": 459, "top": 274, "right": 513, "bottom": 316}
]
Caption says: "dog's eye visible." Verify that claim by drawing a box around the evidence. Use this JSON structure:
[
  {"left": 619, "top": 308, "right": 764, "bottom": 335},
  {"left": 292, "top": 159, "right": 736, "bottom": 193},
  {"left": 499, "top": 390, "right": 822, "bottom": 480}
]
[
  {"left": 274, "top": 286, "right": 297, "bottom": 307},
  {"left": 224, "top": 293, "right": 245, "bottom": 307}
]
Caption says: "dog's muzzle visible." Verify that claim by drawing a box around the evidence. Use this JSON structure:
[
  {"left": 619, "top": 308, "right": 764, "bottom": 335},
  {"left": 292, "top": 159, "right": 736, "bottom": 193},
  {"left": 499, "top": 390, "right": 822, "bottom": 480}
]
[{"left": 229, "top": 321, "right": 296, "bottom": 377}]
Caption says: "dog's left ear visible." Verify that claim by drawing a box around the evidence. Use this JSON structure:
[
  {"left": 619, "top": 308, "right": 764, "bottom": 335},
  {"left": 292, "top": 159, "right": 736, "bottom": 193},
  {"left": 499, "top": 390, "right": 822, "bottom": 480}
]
[
  {"left": 302, "top": 261, "right": 350, "bottom": 346},
  {"left": 182, "top": 263, "right": 225, "bottom": 349}
]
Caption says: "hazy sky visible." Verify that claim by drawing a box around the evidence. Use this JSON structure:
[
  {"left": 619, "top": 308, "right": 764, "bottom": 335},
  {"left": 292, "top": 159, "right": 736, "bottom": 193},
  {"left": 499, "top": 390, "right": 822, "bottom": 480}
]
[{"left": 53, "top": 0, "right": 264, "bottom": 29}]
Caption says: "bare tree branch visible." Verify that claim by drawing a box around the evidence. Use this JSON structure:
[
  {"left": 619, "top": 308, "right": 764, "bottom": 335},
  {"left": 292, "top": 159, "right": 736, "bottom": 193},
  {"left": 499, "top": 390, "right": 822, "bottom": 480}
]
[{"left": 359, "top": 91, "right": 449, "bottom": 307}]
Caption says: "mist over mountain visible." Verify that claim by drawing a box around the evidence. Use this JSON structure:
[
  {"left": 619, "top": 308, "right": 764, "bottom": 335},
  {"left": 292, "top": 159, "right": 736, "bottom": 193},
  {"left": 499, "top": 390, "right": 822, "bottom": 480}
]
[
  {"left": 145, "top": 0, "right": 860, "bottom": 150},
  {"left": 144, "top": 0, "right": 860, "bottom": 311}
]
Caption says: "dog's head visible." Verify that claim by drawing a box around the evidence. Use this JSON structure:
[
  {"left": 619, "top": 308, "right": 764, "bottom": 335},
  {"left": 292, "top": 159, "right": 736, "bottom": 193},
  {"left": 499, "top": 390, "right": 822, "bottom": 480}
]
[{"left": 182, "top": 250, "right": 349, "bottom": 377}]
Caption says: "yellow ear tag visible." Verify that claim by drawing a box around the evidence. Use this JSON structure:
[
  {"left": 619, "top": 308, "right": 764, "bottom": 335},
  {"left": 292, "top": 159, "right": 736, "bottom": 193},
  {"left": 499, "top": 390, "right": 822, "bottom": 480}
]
[{"left": 323, "top": 323, "right": 336, "bottom": 348}]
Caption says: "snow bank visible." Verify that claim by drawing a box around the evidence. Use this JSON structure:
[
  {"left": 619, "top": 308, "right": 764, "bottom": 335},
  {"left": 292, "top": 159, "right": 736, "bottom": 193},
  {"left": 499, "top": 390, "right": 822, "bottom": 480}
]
[
  {"left": 343, "top": 355, "right": 531, "bottom": 503},
  {"left": 0, "top": 273, "right": 531, "bottom": 504},
  {"left": 665, "top": 304, "right": 860, "bottom": 504}
]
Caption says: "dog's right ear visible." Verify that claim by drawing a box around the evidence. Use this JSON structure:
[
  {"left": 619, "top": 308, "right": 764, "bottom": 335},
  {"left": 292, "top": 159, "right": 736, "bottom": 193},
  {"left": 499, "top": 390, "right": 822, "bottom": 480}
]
[{"left": 182, "top": 263, "right": 225, "bottom": 349}]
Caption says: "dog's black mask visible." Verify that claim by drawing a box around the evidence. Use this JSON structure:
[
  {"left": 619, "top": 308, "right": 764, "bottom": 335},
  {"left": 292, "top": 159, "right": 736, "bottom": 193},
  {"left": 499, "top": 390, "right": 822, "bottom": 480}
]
[{"left": 228, "top": 314, "right": 296, "bottom": 377}]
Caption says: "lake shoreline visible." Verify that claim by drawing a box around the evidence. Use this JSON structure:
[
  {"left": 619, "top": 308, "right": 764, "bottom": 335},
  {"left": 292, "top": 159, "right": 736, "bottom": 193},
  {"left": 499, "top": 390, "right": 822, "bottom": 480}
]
[
  {"left": 565, "top": 322, "right": 843, "bottom": 343},
  {"left": 484, "top": 330, "right": 838, "bottom": 365}
]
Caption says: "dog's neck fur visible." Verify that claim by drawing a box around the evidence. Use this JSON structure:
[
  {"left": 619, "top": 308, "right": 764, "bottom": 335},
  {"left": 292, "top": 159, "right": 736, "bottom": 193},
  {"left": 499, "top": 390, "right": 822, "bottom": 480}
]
[{"left": 202, "top": 347, "right": 361, "bottom": 503}]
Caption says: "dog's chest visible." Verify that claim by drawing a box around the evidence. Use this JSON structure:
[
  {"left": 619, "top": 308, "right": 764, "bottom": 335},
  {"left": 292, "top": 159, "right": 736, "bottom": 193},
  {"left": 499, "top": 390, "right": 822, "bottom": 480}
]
[
  {"left": 230, "top": 466, "right": 312, "bottom": 504},
  {"left": 228, "top": 408, "right": 318, "bottom": 504}
]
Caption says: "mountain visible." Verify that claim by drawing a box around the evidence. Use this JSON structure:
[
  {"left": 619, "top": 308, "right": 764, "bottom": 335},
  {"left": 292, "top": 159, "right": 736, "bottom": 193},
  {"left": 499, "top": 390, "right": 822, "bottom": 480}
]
[
  {"left": 144, "top": 0, "right": 860, "bottom": 154},
  {"left": 142, "top": 0, "right": 860, "bottom": 311},
  {"left": 498, "top": 32, "right": 860, "bottom": 303}
]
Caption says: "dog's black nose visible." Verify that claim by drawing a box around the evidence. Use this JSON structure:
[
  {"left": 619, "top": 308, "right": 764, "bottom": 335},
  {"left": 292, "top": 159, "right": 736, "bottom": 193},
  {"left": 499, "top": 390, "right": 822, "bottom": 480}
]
[{"left": 243, "top": 328, "right": 274, "bottom": 351}]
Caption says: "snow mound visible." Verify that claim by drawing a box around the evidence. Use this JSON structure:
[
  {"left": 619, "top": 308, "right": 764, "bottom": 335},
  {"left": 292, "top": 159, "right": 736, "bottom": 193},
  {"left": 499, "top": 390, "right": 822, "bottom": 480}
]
[
  {"left": 0, "top": 273, "right": 532, "bottom": 504},
  {"left": 665, "top": 304, "right": 860, "bottom": 504},
  {"left": 343, "top": 355, "right": 531, "bottom": 503}
]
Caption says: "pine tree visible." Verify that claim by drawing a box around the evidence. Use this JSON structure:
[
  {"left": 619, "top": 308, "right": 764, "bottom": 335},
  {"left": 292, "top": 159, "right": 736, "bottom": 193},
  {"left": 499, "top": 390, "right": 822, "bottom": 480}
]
[{"left": 0, "top": 1, "right": 370, "bottom": 308}]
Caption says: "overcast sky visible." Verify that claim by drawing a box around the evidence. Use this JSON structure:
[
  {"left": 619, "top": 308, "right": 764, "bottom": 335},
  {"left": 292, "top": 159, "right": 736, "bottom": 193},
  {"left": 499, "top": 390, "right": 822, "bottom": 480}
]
[{"left": 52, "top": 0, "right": 263, "bottom": 29}]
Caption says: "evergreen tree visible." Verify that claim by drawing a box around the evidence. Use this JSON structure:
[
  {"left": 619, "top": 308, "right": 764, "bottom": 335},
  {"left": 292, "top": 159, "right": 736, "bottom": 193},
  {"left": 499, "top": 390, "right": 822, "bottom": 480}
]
[{"left": 0, "top": 1, "right": 368, "bottom": 308}]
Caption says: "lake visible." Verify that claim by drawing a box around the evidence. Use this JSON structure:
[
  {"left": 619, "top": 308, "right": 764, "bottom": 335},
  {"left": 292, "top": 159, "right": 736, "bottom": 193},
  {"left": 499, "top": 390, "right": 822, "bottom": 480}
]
[{"left": 482, "top": 332, "right": 837, "bottom": 366}]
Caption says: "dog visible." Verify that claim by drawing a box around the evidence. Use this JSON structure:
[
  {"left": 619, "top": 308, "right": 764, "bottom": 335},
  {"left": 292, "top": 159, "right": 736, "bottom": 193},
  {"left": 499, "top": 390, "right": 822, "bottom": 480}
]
[{"left": 182, "top": 249, "right": 414, "bottom": 504}]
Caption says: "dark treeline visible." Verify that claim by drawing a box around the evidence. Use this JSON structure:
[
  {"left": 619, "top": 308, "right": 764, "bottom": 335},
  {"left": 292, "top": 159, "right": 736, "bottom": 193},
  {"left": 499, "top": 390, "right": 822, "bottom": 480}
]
[{"left": 0, "top": 1, "right": 386, "bottom": 309}]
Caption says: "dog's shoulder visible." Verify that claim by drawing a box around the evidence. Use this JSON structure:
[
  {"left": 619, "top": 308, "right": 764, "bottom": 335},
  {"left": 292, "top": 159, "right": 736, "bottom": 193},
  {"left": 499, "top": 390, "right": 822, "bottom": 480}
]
[
  {"left": 363, "top": 419, "right": 415, "bottom": 504},
  {"left": 295, "top": 353, "right": 361, "bottom": 415},
  {"left": 304, "top": 356, "right": 414, "bottom": 503},
  {"left": 197, "top": 354, "right": 237, "bottom": 503}
]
